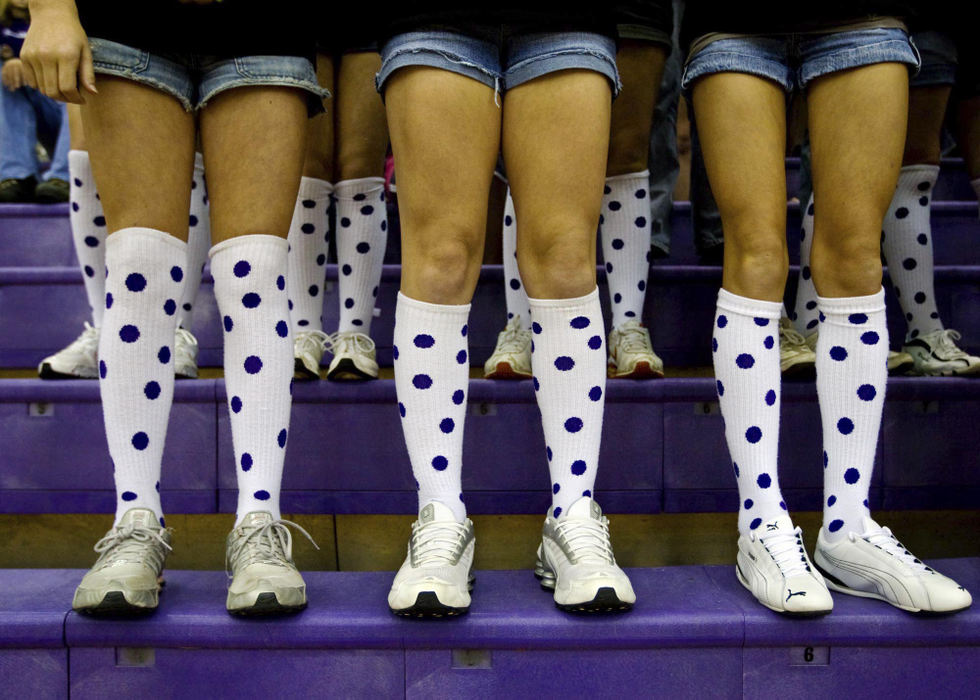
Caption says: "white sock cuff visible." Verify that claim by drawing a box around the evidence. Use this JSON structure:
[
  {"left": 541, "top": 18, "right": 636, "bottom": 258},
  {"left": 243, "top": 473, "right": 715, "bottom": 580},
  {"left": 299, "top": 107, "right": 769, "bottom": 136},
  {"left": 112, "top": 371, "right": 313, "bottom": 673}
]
[
  {"left": 299, "top": 175, "right": 334, "bottom": 197},
  {"left": 334, "top": 176, "right": 385, "bottom": 198},
  {"left": 68, "top": 149, "right": 90, "bottom": 172},
  {"left": 209, "top": 234, "right": 286, "bottom": 261},
  {"left": 194, "top": 152, "right": 205, "bottom": 173},
  {"left": 397, "top": 291, "right": 470, "bottom": 315},
  {"left": 605, "top": 169, "right": 650, "bottom": 184},
  {"left": 107, "top": 227, "right": 187, "bottom": 256},
  {"left": 816, "top": 288, "right": 886, "bottom": 316},
  {"left": 896, "top": 164, "right": 939, "bottom": 194},
  {"left": 716, "top": 288, "right": 782, "bottom": 319},
  {"left": 527, "top": 287, "right": 599, "bottom": 310}
]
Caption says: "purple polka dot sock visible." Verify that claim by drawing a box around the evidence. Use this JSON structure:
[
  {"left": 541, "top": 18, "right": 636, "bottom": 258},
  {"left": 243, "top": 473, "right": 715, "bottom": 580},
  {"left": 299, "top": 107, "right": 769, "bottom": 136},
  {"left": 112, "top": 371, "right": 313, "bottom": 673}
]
[
  {"left": 210, "top": 235, "right": 293, "bottom": 526},
  {"left": 881, "top": 165, "right": 943, "bottom": 340},
  {"left": 68, "top": 150, "right": 107, "bottom": 327},
  {"left": 335, "top": 177, "right": 388, "bottom": 334},
  {"left": 286, "top": 176, "right": 332, "bottom": 332},
  {"left": 176, "top": 153, "right": 211, "bottom": 330},
  {"left": 501, "top": 187, "right": 531, "bottom": 327},
  {"left": 528, "top": 288, "right": 606, "bottom": 517},
  {"left": 712, "top": 289, "right": 786, "bottom": 536},
  {"left": 792, "top": 194, "right": 819, "bottom": 336},
  {"left": 600, "top": 171, "right": 652, "bottom": 328},
  {"left": 816, "top": 289, "right": 887, "bottom": 542},
  {"left": 393, "top": 292, "right": 470, "bottom": 522},
  {"left": 100, "top": 228, "right": 187, "bottom": 526}
]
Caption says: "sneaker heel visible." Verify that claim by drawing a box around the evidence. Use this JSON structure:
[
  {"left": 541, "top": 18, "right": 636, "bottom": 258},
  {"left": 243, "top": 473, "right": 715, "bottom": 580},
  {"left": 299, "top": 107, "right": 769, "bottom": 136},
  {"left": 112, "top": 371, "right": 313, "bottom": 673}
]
[{"left": 534, "top": 559, "right": 556, "bottom": 590}]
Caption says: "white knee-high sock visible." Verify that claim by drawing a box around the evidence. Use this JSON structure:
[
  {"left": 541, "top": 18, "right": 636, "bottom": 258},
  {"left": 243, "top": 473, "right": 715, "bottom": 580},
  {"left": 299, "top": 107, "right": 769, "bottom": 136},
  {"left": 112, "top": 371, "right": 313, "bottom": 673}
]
[
  {"left": 335, "top": 177, "right": 388, "bottom": 334},
  {"left": 502, "top": 187, "right": 531, "bottom": 327},
  {"left": 286, "top": 176, "right": 332, "bottom": 332},
  {"left": 210, "top": 236, "right": 293, "bottom": 525},
  {"left": 529, "top": 288, "right": 606, "bottom": 518},
  {"left": 68, "top": 150, "right": 107, "bottom": 327},
  {"left": 882, "top": 165, "right": 943, "bottom": 340},
  {"left": 713, "top": 289, "right": 786, "bottom": 536},
  {"left": 792, "top": 195, "right": 820, "bottom": 335},
  {"left": 816, "top": 289, "right": 888, "bottom": 542},
  {"left": 600, "top": 171, "right": 652, "bottom": 328},
  {"left": 176, "top": 153, "right": 211, "bottom": 330},
  {"left": 100, "top": 228, "right": 187, "bottom": 526},
  {"left": 393, "top": 293, "right": 470, "bottom": 522}
]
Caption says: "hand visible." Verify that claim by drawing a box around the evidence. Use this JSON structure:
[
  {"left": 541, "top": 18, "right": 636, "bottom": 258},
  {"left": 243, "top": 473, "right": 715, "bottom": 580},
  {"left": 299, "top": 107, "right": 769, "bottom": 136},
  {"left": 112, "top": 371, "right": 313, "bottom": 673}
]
[
  {"left": 20, "top": 0, "right": 96, "bottom": 104},
  {"left": 1, "top": 58, "right": 26, "bottom": 91}
]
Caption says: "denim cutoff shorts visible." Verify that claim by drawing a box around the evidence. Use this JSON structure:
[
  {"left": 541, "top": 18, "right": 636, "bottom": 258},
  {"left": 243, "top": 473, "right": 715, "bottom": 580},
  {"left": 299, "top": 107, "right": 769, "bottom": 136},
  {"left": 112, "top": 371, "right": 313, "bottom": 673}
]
[
  {"left": 377, "top": 28, "right": 621, "bottom": 96},
  {"left": 909, "top": 30, "right": 957, "bottom": 87},
  {"left": 681, "top": 27, "right": 919, "bottom": 92},
  {"left": 89, "top": 37, "right": 329, "bottom": 113}
]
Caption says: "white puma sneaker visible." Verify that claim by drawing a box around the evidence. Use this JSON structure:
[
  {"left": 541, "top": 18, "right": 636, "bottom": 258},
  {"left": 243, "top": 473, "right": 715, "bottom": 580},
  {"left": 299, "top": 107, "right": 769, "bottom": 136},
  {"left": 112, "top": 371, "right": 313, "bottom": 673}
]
[
  {"left": 902, "top": 329, "right": 980, "bottom": 377},
  {"left": 38, "top": 322, "right": 100, "bottom": 379},
  {"left": 735, "top": 515, "right": 833, "bottom": 616},
  {"left": 814, "top": 517, "right": 972, "bottom": 613},
  {"left": 536, "top": 496, "right": 635, "bottom": 612},
  {"left": 293, "top": 329, "right": 329, "bottom": 380}
]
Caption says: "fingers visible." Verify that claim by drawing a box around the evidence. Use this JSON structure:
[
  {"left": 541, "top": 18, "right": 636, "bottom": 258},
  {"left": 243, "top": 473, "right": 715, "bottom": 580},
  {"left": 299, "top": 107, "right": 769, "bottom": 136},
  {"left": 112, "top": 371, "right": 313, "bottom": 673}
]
[
  {"left": 80, "top": 42, "right": 97, "bottom": 95},
  {"left": 21, "top": 58, "right": 39, "bottom": 91},
  {"left": 58, "top": 53, "right": 84, "bottom": 104},
  {"left": 42, "top": 56, "right": 62, "bottom": 100}
]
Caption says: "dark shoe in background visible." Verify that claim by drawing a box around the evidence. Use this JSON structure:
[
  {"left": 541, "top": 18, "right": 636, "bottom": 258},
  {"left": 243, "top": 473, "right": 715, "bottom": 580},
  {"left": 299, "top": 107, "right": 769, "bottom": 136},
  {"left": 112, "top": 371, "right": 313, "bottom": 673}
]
[
  {"left": 0, "top": 176, "right": 38, "bottom": 203},
  {"left": 34, "top": 177, "right": 70, "bottom": 204}
]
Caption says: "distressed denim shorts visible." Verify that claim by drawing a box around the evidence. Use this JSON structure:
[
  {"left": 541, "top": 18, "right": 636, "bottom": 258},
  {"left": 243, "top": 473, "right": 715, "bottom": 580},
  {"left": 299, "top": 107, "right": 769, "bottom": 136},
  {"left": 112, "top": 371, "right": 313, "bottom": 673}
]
[
  {"left": 89, "top": 37, "right": 329, "bottom": 113},
  {"left": 681, "top": 27, "right": 919, "bottom": 92},
  {"left": 910, "top": 30, "right": 957, "bottom": 87},
  {"left": 377, "top": 29, "right": 621, "bottom": 96}
]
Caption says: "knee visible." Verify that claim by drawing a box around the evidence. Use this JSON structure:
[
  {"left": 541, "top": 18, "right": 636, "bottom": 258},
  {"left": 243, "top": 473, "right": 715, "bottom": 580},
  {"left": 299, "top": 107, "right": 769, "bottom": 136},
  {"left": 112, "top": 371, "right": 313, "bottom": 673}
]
[
  {"left": 607, "top": 126, "right": 650, "bottom": 176},
  {"left": 810, "top": 235, "right": 883, "bottom": 297},
  {"left": 405, "top": 229, "right": 482, "bottom": 303},
  {"left": 337, "top": 146, "right": 386, "bottom": 182},
  {"left": 518, "top": 222, "right": 597, "bottom": 299},
  {"left": 725, "top": 232, "right": 789, "bottom": 298}
]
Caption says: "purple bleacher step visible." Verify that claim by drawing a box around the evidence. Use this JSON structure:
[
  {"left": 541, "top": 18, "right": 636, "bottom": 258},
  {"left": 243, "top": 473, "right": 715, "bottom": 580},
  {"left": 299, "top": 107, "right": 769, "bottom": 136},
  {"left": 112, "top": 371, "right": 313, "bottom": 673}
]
[
  {"left": 1, "top": 262, "right": 978, "bottom": 371},
  {"left": 1, "top": 376, "right": 978, "bottom": 515},
  {"left": 1, "top": 559, "right": 969, "bottom": 697}
]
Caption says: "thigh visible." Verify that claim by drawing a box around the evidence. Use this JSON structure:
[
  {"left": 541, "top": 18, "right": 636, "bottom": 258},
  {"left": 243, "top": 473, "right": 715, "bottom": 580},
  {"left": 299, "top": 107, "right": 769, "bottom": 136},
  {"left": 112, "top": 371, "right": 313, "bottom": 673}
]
[
  {"left": 80, "top": 75, "right": 196, "bottom": 238},
  {"left": 303, "top": 52, "right": 336, "bottom": 181},
  {"left": 904, "top": 85, "right": 953, "bottom": 165},
  {"left": 608, "top": 41, "right": 668, "bottom": 175},
  {"left": 335, "top": 51, "right": 388, "bottom": 180},
  {"left": 199, "top": 86, "right": 308, "bottom": 244}
]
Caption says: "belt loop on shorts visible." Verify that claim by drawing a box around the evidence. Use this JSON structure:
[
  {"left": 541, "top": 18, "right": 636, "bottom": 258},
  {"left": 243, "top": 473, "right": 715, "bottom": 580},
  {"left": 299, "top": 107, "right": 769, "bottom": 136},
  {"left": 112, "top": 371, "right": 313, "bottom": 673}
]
[{"left": 493, "top": 76, "right": 501, "bottom": 107}]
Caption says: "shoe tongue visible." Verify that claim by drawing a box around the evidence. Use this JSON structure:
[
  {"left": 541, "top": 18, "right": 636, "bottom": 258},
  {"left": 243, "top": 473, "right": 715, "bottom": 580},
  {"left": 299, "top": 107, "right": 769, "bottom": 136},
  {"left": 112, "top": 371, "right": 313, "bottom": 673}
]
[
  {"left": 419, "top": 501, "right": 460, "bottom": 524},
  {"left": 564, "top": 496, "right": 600, "bottom": 521},
  {"left": 858, "top": 515, "right": 885, "bottom": 537},
  {"left": 120, "top": 508, "right": 158, "bottom": 529},
  {"left": 759, "top": 515, "right": 795, "bottom": 539},
  {"left": 241, "top": 511, "right": 274, "bottom": 528}
]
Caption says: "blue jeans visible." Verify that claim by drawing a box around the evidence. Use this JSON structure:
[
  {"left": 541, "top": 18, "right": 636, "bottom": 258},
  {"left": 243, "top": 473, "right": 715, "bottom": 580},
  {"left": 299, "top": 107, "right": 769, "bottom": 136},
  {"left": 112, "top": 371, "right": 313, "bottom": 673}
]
[{"left": 0, "top": 86, "right": 70, "bottom": 181}]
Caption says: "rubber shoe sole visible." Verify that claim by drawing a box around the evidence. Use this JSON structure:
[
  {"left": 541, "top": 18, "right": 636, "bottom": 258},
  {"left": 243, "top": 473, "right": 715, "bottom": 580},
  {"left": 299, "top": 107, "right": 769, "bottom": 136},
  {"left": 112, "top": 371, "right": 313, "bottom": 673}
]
[
  {"left": 228, "top": 591, "right": 307, "bottom": 617},
  {"left": 390, "top": 591, "right": 471, "bottom": 619},
  {"left": 484, "top": 361, "right": 532, "bottom": 380},
  {"left": 327, "top": 358, "right": 377, "bottom": 381},
  {"left": 38, "top": 362, "right": 98, "bottom": 380},
  {"left": 534, "top": 560, "right": 633, "bottom": 614},
  {"left": 608, "top": 361, "right": 664, "bottom": 379},
  {"left": 73, "top": 580, "right": 163, "bottom": 616},
  {"left": 293, "top": 357, "right": 321, "bottom": 381}
]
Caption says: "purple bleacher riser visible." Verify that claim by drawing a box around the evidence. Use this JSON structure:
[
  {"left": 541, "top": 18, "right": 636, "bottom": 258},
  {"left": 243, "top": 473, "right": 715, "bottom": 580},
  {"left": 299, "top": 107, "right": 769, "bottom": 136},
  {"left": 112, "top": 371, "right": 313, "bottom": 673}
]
[
  {"left": 0, "top": 650, "right": 68, "bottom": 700},
  {"left": 69, "top": 648, "right": 403, "bottom": 700},
  {"left": 2, "top": 264, "right": 978, "bottom": 371},
  {"left": 0, "top": 204, "right": 73, "bottom": 266},
  {"left": 883, "top": 486, "right": 980, "bottom": 510},
  {"left": 0, "top": 380, "right": 216, "bottom": 513},
  {"left": 405, "top": 648, "right": 742, "bottom": 698},
  {"left": 664, "top": 488, "right": 885, "bottom": 514}
]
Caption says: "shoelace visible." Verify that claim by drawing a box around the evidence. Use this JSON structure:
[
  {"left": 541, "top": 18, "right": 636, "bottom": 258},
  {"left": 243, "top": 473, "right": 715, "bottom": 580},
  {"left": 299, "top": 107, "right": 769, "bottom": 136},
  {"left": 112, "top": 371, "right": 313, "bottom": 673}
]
[
  {"left": 929, "top": 329, "right": 969, "bottom": 361},
  {"left": 295, "top": 330, "right": 330, "bottom": 356},
  {"left": 495, "top": 321, "right": 530, "bottom": 355},
  {"left": 66, "top": 322, "right": 100, "bottom": 356},
  {"left": 226, "top": 519, "right": 319, "bottom": 578},
  {"left": 779, "top": 323, "right": 809, "bottom": 350},
  {"left": 174, "top": 328, "right": 198, "bottom": 358},
  {"left": 615, "top": 322, "right": 653, "bottom": 354},
  {"left": 554, "top": 516, "right": 615, "bottom": 565},
  {"left": 328, "top": 331, "right": 376, "bottom": 356},
  {"left": 855, "top": 526, "right": 931, "bottom": 574},
  {"left": 410, "top": 519, "right": 470, "bottom": 567},
  {"left": 93, "top": 524, "right": 172, "bottom": 572},
  {"left": 759, "top": 527, "right": 809, "bottom": 578}
]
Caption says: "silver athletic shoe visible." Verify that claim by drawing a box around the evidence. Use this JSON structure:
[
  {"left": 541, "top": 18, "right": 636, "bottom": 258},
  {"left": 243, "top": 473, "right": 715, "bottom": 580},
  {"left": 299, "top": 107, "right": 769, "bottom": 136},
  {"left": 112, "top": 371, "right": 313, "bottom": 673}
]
[
  {"left": 388, "top": 502, "right": 475, "bottom": 617},
  {"left": 327, "top": 331, "right": 379, "bottom": 381},
  {"left": 225, "top": 511, "right": 317, "bottom": 616},
  {"left": 38, "top": 322, "right": 100, "bottom": 379},
  {"left": 174, "top": 327, "right": 199, "bottom": 379},
  {"left": 72, "top": 507, "right": 173, "bottom": 614},
  {"left": 293, "top": 329, "right": 329, "bottom": 381}
]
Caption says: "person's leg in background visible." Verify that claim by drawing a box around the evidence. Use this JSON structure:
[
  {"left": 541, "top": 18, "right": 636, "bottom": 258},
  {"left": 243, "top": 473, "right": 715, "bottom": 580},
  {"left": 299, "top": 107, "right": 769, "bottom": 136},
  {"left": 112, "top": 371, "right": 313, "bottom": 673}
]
[
  {"left": 33, "top": 93, "right": 71, "bottom": 200},
  {"left": 0, "top": 84, "right": 41, "bottom": 201}
]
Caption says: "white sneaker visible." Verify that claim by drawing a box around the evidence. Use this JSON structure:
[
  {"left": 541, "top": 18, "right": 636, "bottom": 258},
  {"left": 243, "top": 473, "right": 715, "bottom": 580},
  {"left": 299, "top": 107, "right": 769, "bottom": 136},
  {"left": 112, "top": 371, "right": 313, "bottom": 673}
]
[
  {"left": 804, "top": 327, "right": 915, "bottom": 376},
  {"left": 327, "top": 330, "right": 379, "bottom": 381},
  {"left": 902, "top": 329, "right": 980, "bottom": 377},
  {"left": 293, "top": 330, "right": 329, "bottom": 380},
  {"left": 38, "top": 322, "right": 100, "bottom": 379},
  {"left": 735, "top": 515, "right": 833, "bottom": 616},
  {"left": 225, "top": 511, "right": 317, "bottom": 616},
  {"left": 174, "top": 327, "right": 199, "bottom": 379},
  {"left": 779, "top": 318, "right": 815, "bottom": 378},
  {"left": 72, "top": 507, "right": 173, "bottom": 614},
  {"left": 535, "top": 496, "right": 635, "bottom": 612},
  {"left": 607, "top": 320, "right": 664, "bottom": 379},
  {"left": 484, "top": 317, "right": 532, "bottom": 379},
  {"left": 814, "top": 517, "right": 973, "bottom": 613},
  {"left": 388, "top": 502, "right": 475, "bottom": 617}
]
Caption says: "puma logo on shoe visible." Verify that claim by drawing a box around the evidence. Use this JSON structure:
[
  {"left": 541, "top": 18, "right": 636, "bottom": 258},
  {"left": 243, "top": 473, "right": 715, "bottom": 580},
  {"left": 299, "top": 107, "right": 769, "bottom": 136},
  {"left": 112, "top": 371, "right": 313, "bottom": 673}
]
[
  {"left": 786, "top": 589, "right": 806, "bottom": 601},
  {"left": 767, "top": 523, "right": 780, "bottom": 532}
]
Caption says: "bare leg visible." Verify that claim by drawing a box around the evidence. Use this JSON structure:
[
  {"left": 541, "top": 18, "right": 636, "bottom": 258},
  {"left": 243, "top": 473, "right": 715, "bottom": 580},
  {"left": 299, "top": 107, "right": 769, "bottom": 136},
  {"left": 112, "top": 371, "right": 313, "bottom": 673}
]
[
  {"left": 336, "top": 52, "right": 388, "bottom": 180},
  {"left": 303, "top": 54, "right": 336, "bottom": 182},
  {"left": 956, "top": 96, "right": 980, "bottom": 180},
  {"left": 903, "top": 85, "right": 952, "bottom": 166},
  {"left": 607, "top": 42, "right": 667, "bottom": 176}
]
